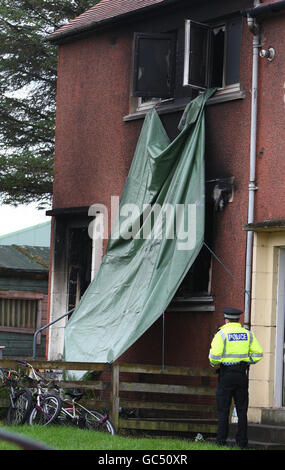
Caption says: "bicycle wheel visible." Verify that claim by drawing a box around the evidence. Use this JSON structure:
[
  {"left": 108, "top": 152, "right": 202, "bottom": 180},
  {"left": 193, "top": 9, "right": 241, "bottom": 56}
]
[
  {"left": 29, "top": 394, "right": 62, "bottom": 426},
  {"left": 7, "top": 388, "right": 33, "bottom": 425},
  {"left": 83, "top": 409, "right": 115, "bottom": 435}
]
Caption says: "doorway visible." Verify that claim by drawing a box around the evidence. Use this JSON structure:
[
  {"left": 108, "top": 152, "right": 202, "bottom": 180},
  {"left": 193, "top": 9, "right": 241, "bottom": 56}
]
[{"left": 67, "top": 226, "right": 92, "bottom": 311}]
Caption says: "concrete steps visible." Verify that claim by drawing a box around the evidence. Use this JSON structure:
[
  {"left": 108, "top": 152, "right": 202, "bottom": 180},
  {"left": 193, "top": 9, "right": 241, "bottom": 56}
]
[
  {"left": 229, "top": 421, "right": 285, "bottom": 450},
  {"left": 262, "top": 408, "right": 285, "bottom": 425}
]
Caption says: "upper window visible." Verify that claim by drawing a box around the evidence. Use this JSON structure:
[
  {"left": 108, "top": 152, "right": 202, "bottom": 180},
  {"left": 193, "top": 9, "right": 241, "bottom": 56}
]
[
  {"left": 130, "top": 16, "right": 242, "bottom": 112},
  {"left": 183, "top": 17, "right": 242, "bottom": 90},
  {"left": 132, "top": 32, "right": 176, "bottom": 99}
]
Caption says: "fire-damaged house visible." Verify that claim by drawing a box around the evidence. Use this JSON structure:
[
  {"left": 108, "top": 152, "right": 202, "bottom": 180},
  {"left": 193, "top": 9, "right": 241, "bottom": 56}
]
[{"left": 45, "top": 0, "right": 285, "bottom": 426}]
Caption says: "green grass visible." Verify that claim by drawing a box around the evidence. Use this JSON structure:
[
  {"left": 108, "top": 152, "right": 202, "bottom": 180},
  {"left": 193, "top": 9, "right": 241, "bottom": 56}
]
[{"left": 0, "top": 424, "right": 236, "bottom": 451}]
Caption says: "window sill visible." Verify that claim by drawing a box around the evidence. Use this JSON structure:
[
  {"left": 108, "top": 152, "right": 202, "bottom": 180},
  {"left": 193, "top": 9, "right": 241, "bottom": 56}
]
[
  {"left": 206, "top": 85, "right": 246, "bottom": 105},
  {"left": 123, "top": 87, "right": 245, "bottom": 122},
  {"left": 124, "top": 97, "right": 188, "bottom": 122},
  {"left": 166, "top": 295, "right": 215, "bottom": 313},
  {"left": 0, "top": 326, "right": 39, "bottom": 334}
]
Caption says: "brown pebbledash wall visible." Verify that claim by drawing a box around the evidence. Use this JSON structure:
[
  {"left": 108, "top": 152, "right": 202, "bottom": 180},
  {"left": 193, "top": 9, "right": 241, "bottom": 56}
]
[{"left": 50, "top": 6, "right": 285, "bottom": 368}]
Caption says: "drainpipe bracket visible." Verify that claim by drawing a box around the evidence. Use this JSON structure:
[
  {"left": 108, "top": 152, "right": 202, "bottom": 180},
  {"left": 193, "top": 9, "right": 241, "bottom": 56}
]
[
  {"left": 249, "top": 183, "right": 258, "bottom": 191},
  {"left": 246, "top": 15, "right": 260, "bottom": 36}
]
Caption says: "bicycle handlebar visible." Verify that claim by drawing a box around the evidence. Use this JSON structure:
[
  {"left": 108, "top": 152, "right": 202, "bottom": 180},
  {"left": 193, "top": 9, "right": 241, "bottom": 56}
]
[
  {"left": 16, "top": 360, "right": 29, "bottom": 367},
  {"left": 15, "top": 359, "right": 56, "bottom": 387},
  {"left": 3, "top": 360, "right": 60, "bottom": 392}
]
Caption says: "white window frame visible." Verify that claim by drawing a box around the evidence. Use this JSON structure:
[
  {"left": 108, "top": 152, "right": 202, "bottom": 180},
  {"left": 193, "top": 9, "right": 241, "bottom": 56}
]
[{"left": 183, "top": 18, "right": 242, "bottom": 96}]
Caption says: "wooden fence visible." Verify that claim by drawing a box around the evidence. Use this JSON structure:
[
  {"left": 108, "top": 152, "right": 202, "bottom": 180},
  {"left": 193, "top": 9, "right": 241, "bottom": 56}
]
[{"left": 0, "top": 360, "right": 218, "bottom": 436}]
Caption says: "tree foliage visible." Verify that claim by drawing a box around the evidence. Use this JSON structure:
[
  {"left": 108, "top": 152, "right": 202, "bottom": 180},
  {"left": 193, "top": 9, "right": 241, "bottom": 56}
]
[{"left": 0, "top": 0, "right": 98, "bottom": 206}]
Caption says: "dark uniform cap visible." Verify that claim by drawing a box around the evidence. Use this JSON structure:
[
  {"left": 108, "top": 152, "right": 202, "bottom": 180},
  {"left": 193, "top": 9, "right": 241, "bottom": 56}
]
[{"left": 222, "top": 307, "right": 243, "bottom": 320}]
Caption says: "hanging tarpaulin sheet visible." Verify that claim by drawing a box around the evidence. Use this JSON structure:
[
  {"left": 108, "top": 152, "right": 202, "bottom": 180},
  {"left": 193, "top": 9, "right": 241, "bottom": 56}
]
[{"left": 64, "top": 88, "right": 216, "bottom": 363}]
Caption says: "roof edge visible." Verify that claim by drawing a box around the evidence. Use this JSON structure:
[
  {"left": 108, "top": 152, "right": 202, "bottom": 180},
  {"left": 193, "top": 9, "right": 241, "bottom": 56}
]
[
  {"left": 46, "top": 206, "right": 90, "bottom": 217},
  {"left": 0, "top": 221, "right": 51, "bottom": 241},
  {"left": 46, "top": 0, "right": 183, "bottom": 44},
  {"left": 241, "top": 0, "right": 285, "bottom": 19}
]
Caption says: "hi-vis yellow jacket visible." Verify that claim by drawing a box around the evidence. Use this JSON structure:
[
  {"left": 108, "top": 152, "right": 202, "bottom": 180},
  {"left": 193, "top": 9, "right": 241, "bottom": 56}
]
[{"left": 209, "top": 322, "right": 263, "bottom": 367}]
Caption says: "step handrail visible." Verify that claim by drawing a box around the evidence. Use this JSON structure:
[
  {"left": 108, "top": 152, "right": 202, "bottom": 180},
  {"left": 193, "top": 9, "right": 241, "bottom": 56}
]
[{"left": 32, "top": 308, "right": 75, "bottom": 360}]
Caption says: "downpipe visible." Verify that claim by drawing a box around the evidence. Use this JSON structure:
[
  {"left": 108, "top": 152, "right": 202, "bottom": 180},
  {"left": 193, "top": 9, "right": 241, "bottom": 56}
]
[{"left": 244, "top": 3, "right": 261, "bottom": 327}]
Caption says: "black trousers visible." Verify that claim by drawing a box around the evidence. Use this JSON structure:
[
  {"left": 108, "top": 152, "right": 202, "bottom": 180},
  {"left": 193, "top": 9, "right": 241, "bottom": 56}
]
[{"left": 216, "top": 366, "right": 249, "bottom": 447}]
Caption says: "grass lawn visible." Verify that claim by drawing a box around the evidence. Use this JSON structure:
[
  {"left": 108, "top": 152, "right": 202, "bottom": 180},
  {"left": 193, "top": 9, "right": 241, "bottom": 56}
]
[{"left": 0, "top": 424, "right": 235, "bottom": 451}]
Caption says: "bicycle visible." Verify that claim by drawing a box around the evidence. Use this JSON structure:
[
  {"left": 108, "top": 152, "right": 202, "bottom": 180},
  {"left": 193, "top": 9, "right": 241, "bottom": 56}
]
[
  {"left": 57, "top": 389, "right": 115, "bottom": 435},
  {"left": 16, "top": 360, "right": 62, "bottom": 426},
  {"left": 0, "top": 367, "right": 33, "bottom": 425}
]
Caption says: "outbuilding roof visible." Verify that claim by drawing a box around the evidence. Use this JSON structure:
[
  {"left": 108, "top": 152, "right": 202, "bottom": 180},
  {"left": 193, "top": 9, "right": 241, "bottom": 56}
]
[
  {"left": 47, "top": 0, "right": 172, "bottom": 43},
  {"left": 0, "top": 222, "right": 51, "bottom": 247},
  {"left": 0, "top": 245, "right": 49, "bottom": 273}
]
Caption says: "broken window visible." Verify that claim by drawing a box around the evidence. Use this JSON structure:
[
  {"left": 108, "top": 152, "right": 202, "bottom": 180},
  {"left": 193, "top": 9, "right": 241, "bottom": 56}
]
[
  {"left": 175, "top": 245, "right": 212, "bottom": 297},
  {"left": 183, "top": 17, "right": 242, "bottom": 90},
  {"left": 132, "top": 32, "right": 176, "bottom": 99},
  {"left": 131, "top": 15, "right": 242, "bottom": 111},
  {"left": 175, "top": 185, "right": 214, "bottom": 298}
]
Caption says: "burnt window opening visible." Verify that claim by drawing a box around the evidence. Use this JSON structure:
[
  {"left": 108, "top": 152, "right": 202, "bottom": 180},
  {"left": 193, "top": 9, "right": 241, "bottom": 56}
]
[
  {"left": 183, "top": 17, "right": 242, "bottom": 90},
  {"left": 174, "top": 176, "right": 234, "bottom": 298},
  {"left": 175, "top": 244, "right": 212, "bottom": 298},
  {"left": 175, "top": 185, "right": 214, "bottom": 298},
  {"left": 67, "top": 226, "right": 92, "bottom": 311},
  {"left": 132, "top": 32, "right": 176, "bottom": 99},
  {"left": 131, "top": 16, "right": 242, "bottom": 109},
  {"left": 211, "top": 25, "right": 225, "bottom": 88}
]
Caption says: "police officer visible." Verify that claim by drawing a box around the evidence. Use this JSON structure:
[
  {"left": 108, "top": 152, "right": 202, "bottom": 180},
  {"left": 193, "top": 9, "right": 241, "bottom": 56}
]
[{"left": 209, "top": 307, "right": 263, "bottom": 448}]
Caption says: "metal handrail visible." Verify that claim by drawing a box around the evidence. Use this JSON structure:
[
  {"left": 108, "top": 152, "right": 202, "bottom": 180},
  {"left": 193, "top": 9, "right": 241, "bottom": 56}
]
[{"left": 32, "top": 308, "right": 75, "bottom": 360}]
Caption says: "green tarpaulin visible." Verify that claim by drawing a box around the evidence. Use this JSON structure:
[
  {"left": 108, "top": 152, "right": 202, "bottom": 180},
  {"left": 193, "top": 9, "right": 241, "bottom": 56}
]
[{"left": 64, "top": 88, "right": 215, "bottom": 363}]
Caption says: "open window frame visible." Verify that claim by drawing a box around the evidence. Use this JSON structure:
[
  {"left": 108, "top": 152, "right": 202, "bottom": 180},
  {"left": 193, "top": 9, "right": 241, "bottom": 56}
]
[
  {"left": 125, "top": 16, "right": 244, "bottom": 121},
  {"left": 183, "top": 17, "right": 242, "bottom": 93}
]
